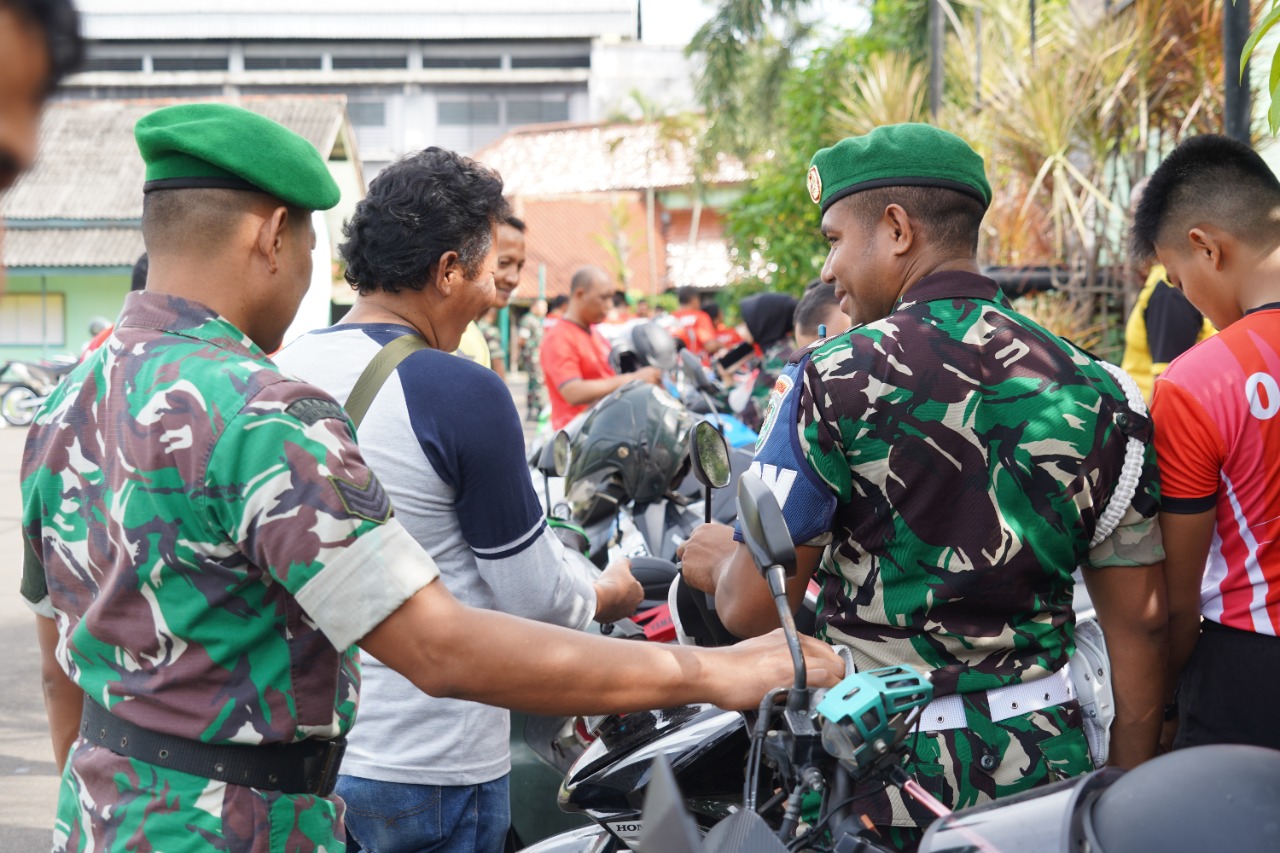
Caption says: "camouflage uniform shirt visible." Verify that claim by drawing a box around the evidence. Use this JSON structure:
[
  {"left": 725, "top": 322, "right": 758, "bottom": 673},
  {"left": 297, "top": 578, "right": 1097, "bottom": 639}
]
[
  {"left": 748, "top": 271, "right": 1163, "bottom": 827},
  {"left": 21, "top": 293, "right": 439, "bottom": 852}
]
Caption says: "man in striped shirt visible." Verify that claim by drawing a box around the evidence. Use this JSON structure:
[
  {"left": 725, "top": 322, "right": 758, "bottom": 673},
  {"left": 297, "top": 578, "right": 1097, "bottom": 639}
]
[{"left": 1134, "top": 134, "right": 1280, "bottom": 751}]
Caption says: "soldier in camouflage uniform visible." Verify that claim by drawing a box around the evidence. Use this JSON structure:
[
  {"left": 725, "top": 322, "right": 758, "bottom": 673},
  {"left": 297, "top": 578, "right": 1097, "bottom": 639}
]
[
  {"left": 519, "top": 298, "right": 549, "bottom": 423},
  {"left": 22, "top": 103, "right": 845, "bottom": 853},
  {"left": 680, "top": 124, "right": 1167, "bottom": 848}
]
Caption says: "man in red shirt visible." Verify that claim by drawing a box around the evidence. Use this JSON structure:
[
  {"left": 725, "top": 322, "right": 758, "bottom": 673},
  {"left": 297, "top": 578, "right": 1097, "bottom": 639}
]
[
  {"left": 541, "top": 266, "right": 661, "bottom": 429},
  {"left": 1134, "top": 134, "right": 1280, "bottom": 751},
  {"left": 672, "top": 286, "right": 721, "bottom": 358}
]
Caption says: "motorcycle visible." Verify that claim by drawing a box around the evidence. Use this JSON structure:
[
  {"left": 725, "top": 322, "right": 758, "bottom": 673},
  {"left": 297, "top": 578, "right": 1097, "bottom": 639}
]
[
  {"left": 0, "top": 356, "right": 76, "bottom": 426},
  {"left": 523, "top": 473, "right": 1280, "bottom": 853},
  {"left": 508, "top": 432, "right": 689, "bottom": 850}
]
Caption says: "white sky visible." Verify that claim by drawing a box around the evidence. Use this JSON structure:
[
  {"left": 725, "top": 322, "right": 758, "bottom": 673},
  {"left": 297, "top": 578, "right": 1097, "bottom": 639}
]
[{"left": 640, "top": 0, "right": 870, "bottom": 46}]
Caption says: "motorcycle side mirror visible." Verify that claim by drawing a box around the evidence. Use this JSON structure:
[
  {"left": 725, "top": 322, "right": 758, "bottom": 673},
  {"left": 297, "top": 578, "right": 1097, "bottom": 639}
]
[
  {"left": 737, "top": 472, "right": 807, "bottom": 705},
  {"left": 537, "top": 430, "right": 571, "bottom": 478},
  {"left": 689, "top": 421, "right": 732, "bottom": 490},
  {"left": 689, "top": 420, "right": 732, "bottom": 525},
  {"left": 679, "top": 349, "right": 716, "bottom": 393},
  {"left": 736, "top": 472, "right": 796, "bottom": 575}
]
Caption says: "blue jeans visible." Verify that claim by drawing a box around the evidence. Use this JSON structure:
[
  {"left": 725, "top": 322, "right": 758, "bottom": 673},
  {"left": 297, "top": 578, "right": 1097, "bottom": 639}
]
[{"left": 338, "top": 774, "right": 511, "bottom": 853}]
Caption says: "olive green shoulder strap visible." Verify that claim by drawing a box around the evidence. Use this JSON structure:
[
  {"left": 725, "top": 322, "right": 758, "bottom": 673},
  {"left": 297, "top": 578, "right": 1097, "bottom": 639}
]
[{"left": 344, "top": 334, "right": 430, "bottom": 430}]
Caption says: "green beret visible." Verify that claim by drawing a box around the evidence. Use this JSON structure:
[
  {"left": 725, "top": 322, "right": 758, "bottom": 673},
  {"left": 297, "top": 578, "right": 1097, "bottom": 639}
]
[
  {"left": 135, "top": 103, "right": 340, "bottom": 211},
  {"left": 807, "top": 123, "right": 991, "bottom": 214}
]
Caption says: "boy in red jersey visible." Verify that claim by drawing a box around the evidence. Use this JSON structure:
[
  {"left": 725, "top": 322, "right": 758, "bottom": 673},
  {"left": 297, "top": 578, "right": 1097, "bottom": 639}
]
[{"left": 1133, "top": 134, "right": 1280, "bottom": 750}]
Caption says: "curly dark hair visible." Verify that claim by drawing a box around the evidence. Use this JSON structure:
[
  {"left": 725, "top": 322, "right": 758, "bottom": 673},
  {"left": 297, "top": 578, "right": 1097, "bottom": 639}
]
[
  {"left": 3, "top": 0, "right": 83, "bottom": 92},
  {"left": 340, "top": 147, "right": 509, "bottom": 295}
]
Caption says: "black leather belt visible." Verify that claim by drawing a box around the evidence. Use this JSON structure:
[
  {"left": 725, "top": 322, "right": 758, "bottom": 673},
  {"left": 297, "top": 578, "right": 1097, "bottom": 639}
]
[{"left": 80, "top": 699, "right": 346, "bottom": 796}]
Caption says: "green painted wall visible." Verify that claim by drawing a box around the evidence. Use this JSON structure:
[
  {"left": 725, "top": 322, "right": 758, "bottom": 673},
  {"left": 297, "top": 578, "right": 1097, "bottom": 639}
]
[{"left": 1, "top": 271, "right": 130, "bottom": 362}]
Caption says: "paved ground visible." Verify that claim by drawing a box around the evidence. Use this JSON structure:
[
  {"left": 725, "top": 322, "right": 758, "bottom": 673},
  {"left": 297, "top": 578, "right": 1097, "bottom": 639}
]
[
  {"left": 0, "top": 423, "right": 62, "bottom": 851},
  {"left": 0, "top": 371, "right": 542, "bottom": 850}
]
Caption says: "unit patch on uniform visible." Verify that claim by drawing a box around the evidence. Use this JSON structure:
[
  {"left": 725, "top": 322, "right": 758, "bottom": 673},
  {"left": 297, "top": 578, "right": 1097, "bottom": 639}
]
[
  {"left": 331, "top": 472, "right": 392, "bottom": 523},
  {"left": 807, "top": 165, "right": 823, "bottom": 204},
  {"left": 755, "top": 373, "right": 795, "bottom": 450},
  {"left": 287, "top": 397, "right": 349, "bottom": 426}
]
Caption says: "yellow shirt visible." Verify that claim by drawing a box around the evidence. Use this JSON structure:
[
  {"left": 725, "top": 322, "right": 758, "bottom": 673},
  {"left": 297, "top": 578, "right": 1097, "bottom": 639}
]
[
  {"left": 453, "top": 321, "right": 492, "bottom": 369},
  {"left": 1121, "top": 266, "right": 1215, "bottom": 402}
]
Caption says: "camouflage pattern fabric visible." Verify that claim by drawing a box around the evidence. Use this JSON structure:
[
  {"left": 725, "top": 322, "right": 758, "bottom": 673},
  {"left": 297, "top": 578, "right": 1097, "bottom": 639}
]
[
  {"left": 872, "top": 694, "right": 1093, "bottom": 837},
  {"left": 21, "top": 292, "right": 437, "bottom": 851},
  {"left": 741, "top": 340, "right": 793, "bottom": 432},
  {"left": 748, "top": 271, "right": 1161, "bottom": 826},
  {"left": 518, "top": 311, "right": 547, "bottom": 422},
  {"left": 479, "top": 317, "right": 505, "bottom": 372}
]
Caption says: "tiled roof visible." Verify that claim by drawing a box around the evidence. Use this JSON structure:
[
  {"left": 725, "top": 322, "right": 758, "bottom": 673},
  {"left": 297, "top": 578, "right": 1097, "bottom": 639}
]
[
  {"left": 3, "top": 228, "right": 145, "bottom": 269},
  {"left": 475, "top": 120, "right": 750, "bottom": 197},
  {"left": 1, "top": 96, "right": 348, "bottom": 221}
]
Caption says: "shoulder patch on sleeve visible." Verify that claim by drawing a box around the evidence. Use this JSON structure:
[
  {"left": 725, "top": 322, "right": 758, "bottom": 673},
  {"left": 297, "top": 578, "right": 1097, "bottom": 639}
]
[
  {"left": 330, "top": 472, "right": 393, "bottom": 524},
  {"left": 286, "top": 397, "right": 350, "bottom": 426}
]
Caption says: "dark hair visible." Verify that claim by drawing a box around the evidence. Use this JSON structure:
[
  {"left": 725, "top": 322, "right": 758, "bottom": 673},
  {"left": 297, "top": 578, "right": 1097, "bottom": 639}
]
[
  {"left": 1131, "top": 134, "right": 1280, "bottom": 262},
  {"left": 503, "top": 213, "right": 526, "bottom": 233},
  {"left": 142, "top": 188, "right": 282, "bottom": 254},
  {"left": 794, "top": 280, "right": 841, "bottom": 334},
  {"left": 3, "top": 0, "right": 83, "bottom": 92},
  {"left": 547, "top": 295, "right": 569, "bottom": 312},
  {"left": 341, "top": 147, "right": 508, "bottom": 295},
  {"left": 130, "top": 253, "right": 149, "bottom": 291},
  {"left": 677, "top": 285, "right": 699, "bottom": 305},
  {"left": 703, "top": 301, "right": 721, "bottom": 322},
  {"left": 843, "top": 185, "right": 985, "bottom": 256}
]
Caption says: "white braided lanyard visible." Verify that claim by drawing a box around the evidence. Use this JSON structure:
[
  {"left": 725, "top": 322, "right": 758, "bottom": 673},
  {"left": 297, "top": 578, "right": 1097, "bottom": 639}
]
[{"left": 1091, "top": 361, "right": 1148, "bottom": 547}]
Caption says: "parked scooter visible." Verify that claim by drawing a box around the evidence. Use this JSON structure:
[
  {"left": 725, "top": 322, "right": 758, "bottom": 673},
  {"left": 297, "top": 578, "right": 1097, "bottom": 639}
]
[
  {"left": 508, "top": 432, "right": 684, "bottom": 850},
  {"left": 0, "top": 356, "right": 76, "bottom": 426},
  {"left": 523, "top": 476, "right": 1280, "bottom": 853}
]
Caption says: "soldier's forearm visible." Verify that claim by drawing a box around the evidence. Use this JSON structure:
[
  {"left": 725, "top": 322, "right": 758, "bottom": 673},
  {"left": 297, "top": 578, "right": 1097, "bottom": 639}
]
[
  {"left": 36, "top": 616, "right": 82, "bottom": 774},
  {"left": 1081, "top": 563, "right": 1168, "bottom": 768}
]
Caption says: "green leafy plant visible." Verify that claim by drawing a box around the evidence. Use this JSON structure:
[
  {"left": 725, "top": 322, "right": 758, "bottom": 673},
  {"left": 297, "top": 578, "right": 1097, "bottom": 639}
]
[{"left": 1243, "top": 0, "right": 1280, "bottom": 131}]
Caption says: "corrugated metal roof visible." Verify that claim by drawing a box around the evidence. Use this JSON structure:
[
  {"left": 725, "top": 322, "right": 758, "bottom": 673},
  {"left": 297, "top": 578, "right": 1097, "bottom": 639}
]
[
  {"left": 77, "top": 1, "right": 637, "bottom": 41},
  {"left": 1, "top": 96, "right": 348, "bottom": 221},
  {"left": 475, "top": 121, "right": 749, "bottom": 197},
  {"left": 3, "top": 228, "right": 145, "bottom": 268}
]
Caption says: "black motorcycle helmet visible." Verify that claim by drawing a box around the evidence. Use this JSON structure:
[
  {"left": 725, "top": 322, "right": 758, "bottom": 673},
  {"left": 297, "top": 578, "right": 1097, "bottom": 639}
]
[
  {"left": 630, "top": 321, "right": 680, "bottom": 370},
  {"left": 564, "top": 383, "right": 695, "bottom": 524}
]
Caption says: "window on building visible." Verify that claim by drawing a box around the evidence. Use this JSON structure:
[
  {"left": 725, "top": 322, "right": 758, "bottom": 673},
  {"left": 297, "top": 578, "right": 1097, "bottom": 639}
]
[
  {"left": 152, "top": 56, "right": 229, "bottom": 72},
  {"left": 347, "top": 101, "right": 387, "bottom": 127},
  {"left": 0, "top": 293, "right": 65, "bottom": 347},
  {"left": 422, "top": 56, "right": 502, "bottom": 70},
  {"left": 332, "top": 55, "right": 408, "bottom": 70},
  {"left": 511, "top": 55, "right": 591, "bottom": 70},
  {"left": 243, "top": 55, "right": 323, "bottom": 71},
  {"left": 438, "top": 100, "right": 501, "bottom": 126},
  {"left": 82, "top": 56, "right": 144, "bottom": 72},
  {"left": 507, "top": 99, "right": 570, "bottom": 125}
]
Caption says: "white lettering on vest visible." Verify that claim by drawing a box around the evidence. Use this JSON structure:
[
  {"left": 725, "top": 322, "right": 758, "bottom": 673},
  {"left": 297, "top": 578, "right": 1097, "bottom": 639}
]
[
  {"left": 1246, "top": 372, "right": 1280, "bottom": 420},
  {"left": 750, "top": 461, "right": 798, "bottom": 507}
]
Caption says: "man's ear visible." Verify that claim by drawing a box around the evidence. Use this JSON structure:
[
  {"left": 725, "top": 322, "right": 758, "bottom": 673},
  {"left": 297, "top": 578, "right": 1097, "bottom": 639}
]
[
  {"left": 431, "top": 251, "right": 462, "bottom": 295},
  {"left": 1187, "top": 227, "right": 1225, "bottom": 271},
  {"left": 257, "top": 206, "right": 290, "bottom": 274},
  {"left": 883, "top": 203, "right": 915, "bottom": 257}
]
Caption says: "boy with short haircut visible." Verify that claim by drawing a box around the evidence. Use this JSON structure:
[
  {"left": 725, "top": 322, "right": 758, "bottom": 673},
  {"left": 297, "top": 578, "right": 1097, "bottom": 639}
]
[{"left": 1132, "top": 134, "right": 1280, "bottom": 751}]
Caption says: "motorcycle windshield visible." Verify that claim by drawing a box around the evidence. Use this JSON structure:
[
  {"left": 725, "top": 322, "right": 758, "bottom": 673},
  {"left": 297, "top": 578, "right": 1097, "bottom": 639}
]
[{"left": 919, "top": 769, "right": 1120, "bottom": 853}]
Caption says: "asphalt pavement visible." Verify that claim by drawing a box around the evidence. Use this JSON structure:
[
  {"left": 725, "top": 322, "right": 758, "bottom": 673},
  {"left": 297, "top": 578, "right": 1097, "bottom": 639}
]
[{"left": 0, "top": 423, "right": 61, "bottom": 852}]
